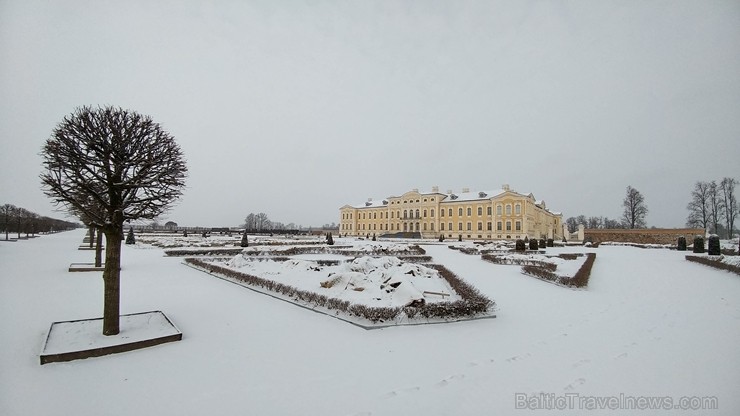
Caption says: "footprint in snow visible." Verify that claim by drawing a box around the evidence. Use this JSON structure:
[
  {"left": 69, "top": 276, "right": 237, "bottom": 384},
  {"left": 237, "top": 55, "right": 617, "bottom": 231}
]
[
  {"left": 436, "top": 374, "right": 465, "bottom": 387},
  {"left": 564, "top": 378, "right": 586, "bottom": 391},
  {"left": 614, "top": 352, "right": 628, "bottom": 359},
  {"left": 572, "top": 359, "right": 591, "bottom": 369}
]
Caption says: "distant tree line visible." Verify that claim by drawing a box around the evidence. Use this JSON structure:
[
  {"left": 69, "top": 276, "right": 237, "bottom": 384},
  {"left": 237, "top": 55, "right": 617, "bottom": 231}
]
[
  {"left": 686, "top": 177, "right": 737, "bottom": 238},
  {"left": 242, "top": 213, "right": 339, "bottom": 233},
  {"left": 565, "top": 186, "right": 648, "bottom": 232},
  {"left": 0, "top": 203, "right": 79, "bottom": 240}
]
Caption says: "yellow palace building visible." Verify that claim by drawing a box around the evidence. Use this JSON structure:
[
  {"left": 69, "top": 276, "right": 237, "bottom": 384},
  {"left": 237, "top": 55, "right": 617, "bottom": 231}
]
[{"left": 339, "top": 185, "right": 563, "bottom": 241}]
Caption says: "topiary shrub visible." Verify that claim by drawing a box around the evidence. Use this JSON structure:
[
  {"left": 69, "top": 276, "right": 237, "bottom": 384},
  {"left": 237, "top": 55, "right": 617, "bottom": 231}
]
[
  {"left": 524, "top": 236, "right": 529, "bottom": 243},
  {"left": 677, "top": 236, "right": 687, "bottom": 251},
  {"left": 458, "top": 235, "right": 462, "bottom": 242},
  {"left": 439, "top": 234, "right": 444, "bottom": 242},
  {"left": 693, "top": 236, "right": 705, "bottom": 253},
  {"left": 125, "top": 227, "right": 135, "bottom": 245},
  {"left": 515, "top": 239, "right": 525, "bottom": 251},
  {"left": 529, "top": 238, "right": 538, "bottom": 250},
  {"left": 539, "top": 238, "right": 546, "bottom": 249},
  {"left": 326, "top": 232, "right": 334, "bottom": 246},
  {"left": 372, "top": 233, "right": 376, "bottom": 241},
  {"left": 240, "top": 231, "right": 249, "bottom": 248},
  {"left": 547, "top": 238, "right": 554, "bottom": 247},
  {"left": 183, "top": 230, "right": 188, "bottom": 237},
  {"left": 708, "top": 235, "right": 720, "bottom": 255}
]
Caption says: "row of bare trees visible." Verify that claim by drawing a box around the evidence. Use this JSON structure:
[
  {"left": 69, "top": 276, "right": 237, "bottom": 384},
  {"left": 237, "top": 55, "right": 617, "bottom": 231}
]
[
  {"left": 0, "top": 203, "right": 78, "bottom": 240},
  {"left": 686, "top": 178, "right": 737, "bottom": 238}
]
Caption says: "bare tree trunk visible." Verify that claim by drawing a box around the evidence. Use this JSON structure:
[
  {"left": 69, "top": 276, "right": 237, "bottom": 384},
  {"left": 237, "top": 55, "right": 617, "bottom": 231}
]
[
  {"left": 89, "top": 226, "right": 95, "bottom": 249},
  {"left": 95, "top": 227, "right": 103, "bottom": 268},
  {"left": 102, "top": 227, "right": 123, "bottom": 336}
]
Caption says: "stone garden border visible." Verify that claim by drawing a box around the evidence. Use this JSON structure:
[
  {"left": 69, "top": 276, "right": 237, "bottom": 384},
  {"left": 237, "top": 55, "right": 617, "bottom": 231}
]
[{"left": 40, "top": 311, "right": 182, "bottom": 365}]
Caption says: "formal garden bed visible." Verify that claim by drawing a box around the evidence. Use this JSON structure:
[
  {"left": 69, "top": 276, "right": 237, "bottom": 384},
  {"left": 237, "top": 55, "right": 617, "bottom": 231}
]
[
  {"left": 184, "top": 254, "right": 495, "bottom": 328},
  {"left": 482, "top": 252, "right": 596, "bottom": 288}
]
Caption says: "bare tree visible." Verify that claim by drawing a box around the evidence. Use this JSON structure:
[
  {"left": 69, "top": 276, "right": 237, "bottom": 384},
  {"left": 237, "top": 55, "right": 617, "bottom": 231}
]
[
  {"left": 622, "top": 186, "right": 648, "bottom": 229},
  {"left": 686, "top": 181, "right": 712, "bottom": 230},
  {"left": 707, "top": 181, "right": 723, "bottom": 235},
  {"left": 587, "top": 216, "right": 603, "bottom": 229},
  {"left": 41, "top": 106, "right": 187, "bottom": 335},
  {"left": 1, "top": 204, "right": 15, "bottom": 240},
  {"left": 719, "top": 177, "right": 737, "bottom": 239}
]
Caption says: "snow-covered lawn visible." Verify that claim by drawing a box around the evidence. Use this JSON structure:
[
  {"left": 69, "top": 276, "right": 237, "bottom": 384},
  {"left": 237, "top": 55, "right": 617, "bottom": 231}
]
[{"left": 2, "top": 229, "right": 739, "bottom": 415}]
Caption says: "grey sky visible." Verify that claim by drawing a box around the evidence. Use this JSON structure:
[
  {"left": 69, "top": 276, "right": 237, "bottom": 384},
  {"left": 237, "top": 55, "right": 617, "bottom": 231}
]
[{"left": 1, "top": 1, "right": 739, "bottom": 228}]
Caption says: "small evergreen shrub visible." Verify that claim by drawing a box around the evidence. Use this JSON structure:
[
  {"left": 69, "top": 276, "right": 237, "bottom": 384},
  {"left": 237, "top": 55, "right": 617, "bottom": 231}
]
[
  {"left": 125, "top": 227, "right": 136, "bottom": 245},
  {"left": 515, "top": 239, "right": 525, "bottom": 251},
  {"left": 439, "top": 234, "right": 444, "bottom": 242},
  {"left": 326, "top": 232, "right": 335, "bottom": 246},
  {"left": 458, "top": 235, "right": 462, "bottom": 242},
  {"left": 528, "top": 239, "right": 538, "bottom": 250},
  {"left": 539, "top": 239, "right": 546, "bottom": 249},
  {"left": 693, "top": 236, "right": 705, "bottom": 253},
  {"left": 677, "top": 236, "right": 687, "bottom": 251},
  {"left": 183, "top": 230, "right": 188, "bottom": 237},
  {"left": 547, "top": 238, "right": 554, "bottom": 247},
  {"left": 372, "top": 233, "right": 376, "bottom": 241},
  {"left": 708, "top": 235, "right": 720, "bottom": 255},
  {"left": 524, "top": 236, "right": 529, "bottom": 243},
  {"left": 240, "top": 231, "right": 249, "bottom": 248}
]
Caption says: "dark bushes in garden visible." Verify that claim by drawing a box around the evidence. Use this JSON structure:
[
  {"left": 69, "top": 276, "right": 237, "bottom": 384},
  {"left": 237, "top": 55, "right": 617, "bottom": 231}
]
[
  {"left": 515, "top": 239, "right": 525, "bottom": 251},
  {"left": 677, "top": 236, "right": 687, "bottom": 251},
  {"left": 693, "top": 236, "right": 705, "bottom": 253},
  {"left": 529, "top": 239, "right": 538, "bottom": 250},
  {"left": 708, "top": 235, "right": 720, "bottom": 255}
]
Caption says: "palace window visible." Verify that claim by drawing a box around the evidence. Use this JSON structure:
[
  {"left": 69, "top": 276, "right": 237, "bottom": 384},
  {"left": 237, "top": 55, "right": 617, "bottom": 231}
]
[
  {"left": 430, "top": 209, "right": 435, "bottom": 217},
  {"left": 515, "top": 204, "right": 521, "bottom": 215},
  {"left": 458, "top": 222, "right": 463, "bottom": 231},
  {"left": 467, "top": 222, "right": 472, "bottom": 231},
  {"left": 506, "top": 205, "right": 512, "bottom": 215},
  {"left": 506, "top": 221, "right": 512, "bottom": 231},
  {"left": 477, "top": 207, "right": 483, "bottom": 216},
  {"left": 515, "top": 221, "right": 521, "bottom": 231},
  {"left": 448, "top": 208, "right": 453, "bottom": 217},
  {"left": 467, "top": 207, "right": 472, "bottom": 216},
  {"left": 477, "top": 222, "right": 483, "bottom": 231},
  {"left": 441, "top": 223, "right": 445, "bottom": 231},
  {"left": 497, "top": 221, "right": 503, "bottom": 231},
  {"left": 458, "top": 208, "right": 463, "bottom": 216},
  {"left": 487, "top": 206, "right": 492, "bottom": 215},
  {"left": 487, "top": 222, "right": 492, "bottom": 231},
  {"left": 497, "top": 205, "right": 502, "bottom": 215},
  {"left": 441, "top": 209, "right": 445, "bottom": 217},
  {"left": 448, "top": 222, "right": 453, "bottom": 231}
]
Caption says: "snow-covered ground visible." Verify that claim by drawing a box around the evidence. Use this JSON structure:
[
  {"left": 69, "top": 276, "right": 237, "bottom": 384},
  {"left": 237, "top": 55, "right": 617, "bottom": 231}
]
[{"left": 1, "top": 229, "right": 739, "bottom": 415}]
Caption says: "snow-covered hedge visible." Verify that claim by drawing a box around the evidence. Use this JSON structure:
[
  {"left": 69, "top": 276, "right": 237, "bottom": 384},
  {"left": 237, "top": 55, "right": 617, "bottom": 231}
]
[
  {"left": 184, "top": 258, "right": 494, "bottom": 325},
  {"left": 685, "top": 255, "right": 740, "bottom": 276}
]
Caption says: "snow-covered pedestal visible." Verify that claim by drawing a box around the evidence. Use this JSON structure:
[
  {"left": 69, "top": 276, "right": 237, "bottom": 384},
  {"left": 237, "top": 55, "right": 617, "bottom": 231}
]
[{"left": 40, "top": 311, "right": 182, "bottom": 365}]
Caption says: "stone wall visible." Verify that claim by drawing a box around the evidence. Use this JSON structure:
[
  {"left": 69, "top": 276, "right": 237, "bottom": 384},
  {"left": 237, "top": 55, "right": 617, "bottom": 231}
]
[{"left": 583, "top": 228, "right": 705, "bottom": 245}]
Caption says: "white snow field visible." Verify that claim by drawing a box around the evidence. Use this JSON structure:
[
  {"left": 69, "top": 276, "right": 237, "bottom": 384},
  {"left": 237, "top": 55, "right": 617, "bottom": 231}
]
[{"left": 1, "top": 229, "right": 739, "bottom": 415}]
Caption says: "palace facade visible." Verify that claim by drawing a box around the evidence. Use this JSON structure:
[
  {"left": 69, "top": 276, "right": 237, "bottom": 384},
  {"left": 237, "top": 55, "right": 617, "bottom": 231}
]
[{"left": 339, "top": 185, "right": 563, "bottom": 241}]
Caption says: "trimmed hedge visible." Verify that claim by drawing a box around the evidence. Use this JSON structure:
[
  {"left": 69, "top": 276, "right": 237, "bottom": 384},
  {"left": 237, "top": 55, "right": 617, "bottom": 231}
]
[
  {"left": 685, "top": 256, "right": 740, "bottom": 276},
  {"left": 520, "top": 253, "right": 595, "bottom": 288},
  {"left": 481, "top": 254, "right": 556, "bottom": 270}
]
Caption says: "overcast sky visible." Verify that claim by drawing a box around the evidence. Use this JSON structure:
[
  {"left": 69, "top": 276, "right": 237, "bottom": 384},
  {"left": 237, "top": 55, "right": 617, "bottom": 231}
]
[{"left": 1, "top": 1, "right": 739, "bottom": 228}]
